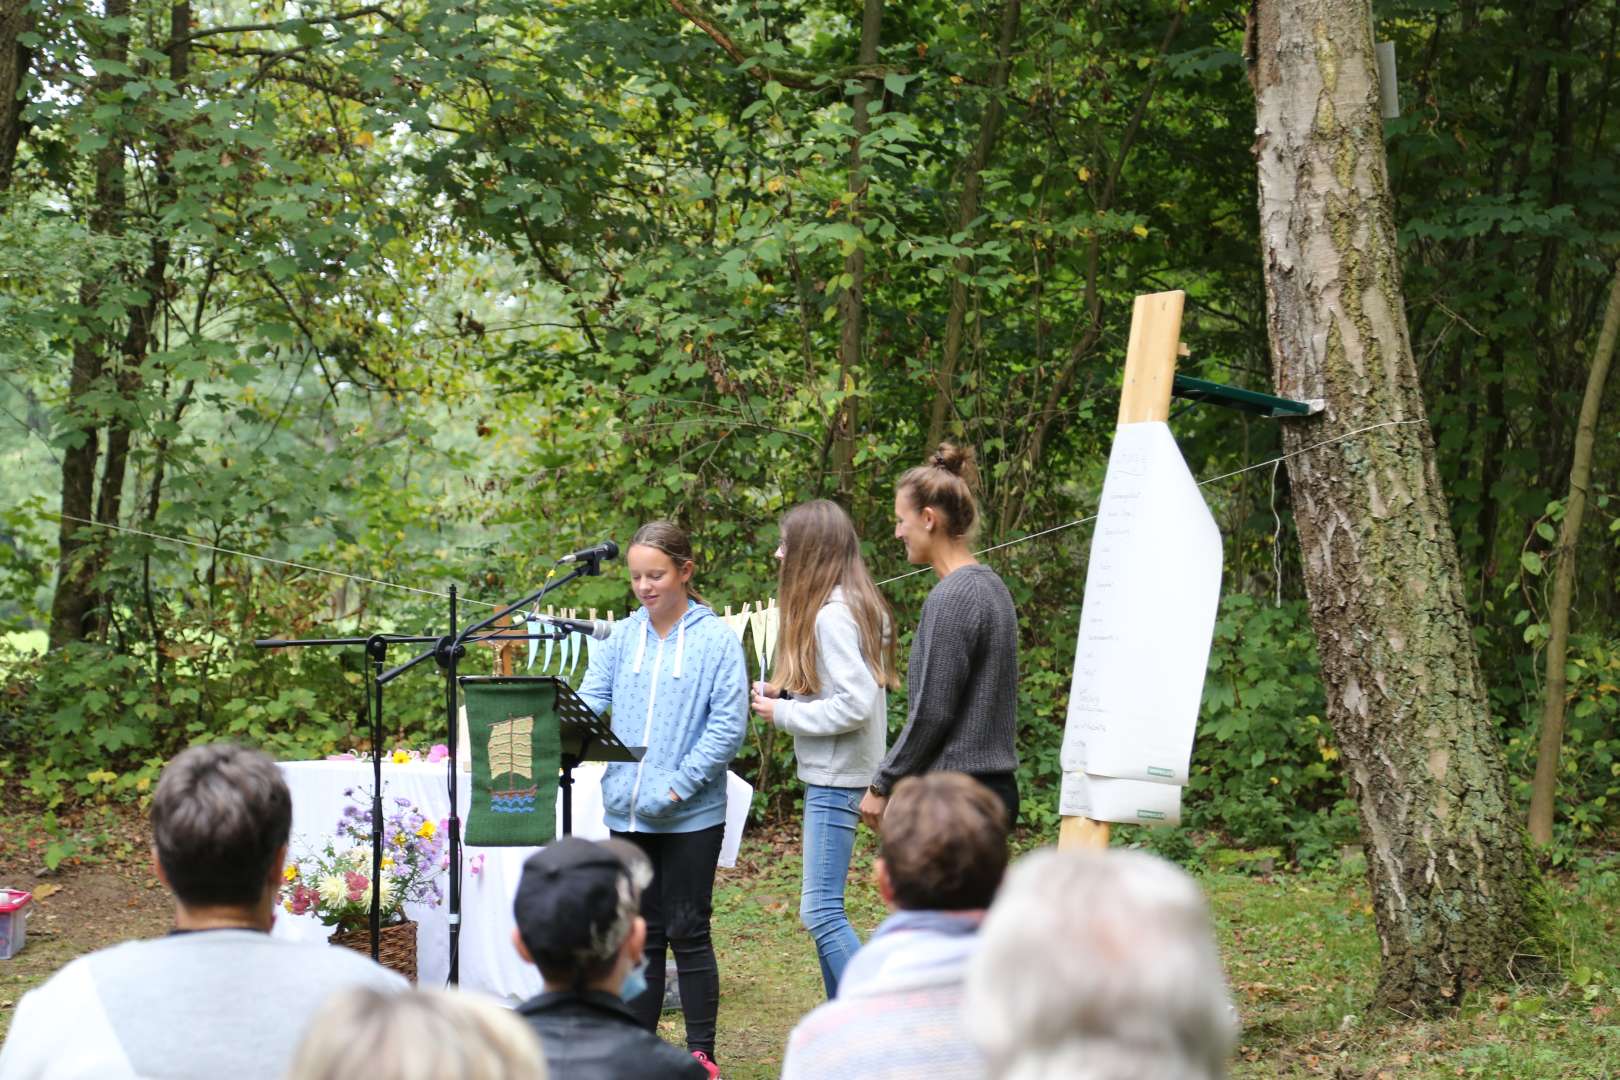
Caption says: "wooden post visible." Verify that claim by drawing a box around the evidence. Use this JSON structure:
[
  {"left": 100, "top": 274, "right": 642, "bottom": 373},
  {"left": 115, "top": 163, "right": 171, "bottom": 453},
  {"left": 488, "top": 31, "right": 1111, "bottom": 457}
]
[
  {"left": 496, "top": 613, "right": 522, "bottom": 676},
  {"left": 1058, "top": 290, "right": 1184, "bottom": 851}
]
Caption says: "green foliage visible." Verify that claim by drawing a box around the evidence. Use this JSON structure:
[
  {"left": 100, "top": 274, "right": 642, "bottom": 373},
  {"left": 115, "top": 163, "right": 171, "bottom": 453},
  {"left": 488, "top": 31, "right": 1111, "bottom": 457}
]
[
  {"left": 1503, "top": 634, "right": 1620, "bottom": 862},
  {"left": 1189, "top": 596, "right": 1356, "bottom": 866},
  {"left": 2, "top": 0, "right": 1617, "bottom": 862}
]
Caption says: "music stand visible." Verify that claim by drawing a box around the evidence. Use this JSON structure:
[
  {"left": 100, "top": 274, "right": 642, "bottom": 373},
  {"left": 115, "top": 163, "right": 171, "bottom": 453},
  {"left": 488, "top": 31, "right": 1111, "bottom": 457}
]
[{"left": 457, "top": 675, "right": 643, "bottom": 837}]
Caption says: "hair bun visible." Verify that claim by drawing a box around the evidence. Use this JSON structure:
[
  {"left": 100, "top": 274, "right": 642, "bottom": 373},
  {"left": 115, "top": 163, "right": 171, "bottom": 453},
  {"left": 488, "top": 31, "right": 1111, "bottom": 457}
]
[{"left": 929, "top": 441, "right": 975, "bottom": 477}]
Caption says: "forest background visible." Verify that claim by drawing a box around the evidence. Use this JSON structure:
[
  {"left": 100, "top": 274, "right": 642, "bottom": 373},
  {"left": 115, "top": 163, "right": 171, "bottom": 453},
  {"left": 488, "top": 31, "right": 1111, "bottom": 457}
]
[{"left": 1, "top": 0, "right": 1617, "bottom": 872}]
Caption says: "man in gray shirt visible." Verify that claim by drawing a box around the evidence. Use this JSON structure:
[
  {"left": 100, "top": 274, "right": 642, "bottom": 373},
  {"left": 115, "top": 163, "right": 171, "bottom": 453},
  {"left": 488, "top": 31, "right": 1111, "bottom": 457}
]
[{"left": 0, "top": 742, "right": 404, "bottom": 1080}]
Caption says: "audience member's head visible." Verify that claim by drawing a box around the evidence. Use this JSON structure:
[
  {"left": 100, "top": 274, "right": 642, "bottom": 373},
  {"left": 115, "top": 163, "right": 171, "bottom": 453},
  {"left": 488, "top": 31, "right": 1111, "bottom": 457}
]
[
  {"left": 877, "top": 773, "right": 1009, "bottom": 912},
  {"left": 965, "top": 849, "right": 1238, "bottom": 1080},
  {"left": 149, "top": 741, "right": 292, "bottom": 918},
  {"left": 287, "top": 987, "right": 545, "bottom": 1080},
  {"left": 511, "top": 837, "right": 652, "bottom": 993}
]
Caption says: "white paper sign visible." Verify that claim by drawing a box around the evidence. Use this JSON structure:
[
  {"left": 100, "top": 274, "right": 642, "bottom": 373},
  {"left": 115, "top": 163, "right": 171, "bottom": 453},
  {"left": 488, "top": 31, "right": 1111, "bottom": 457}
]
[
  {"left": 1060, "top": 421, "right": 1221, "bottom": 822},
  {"left": 1059, "top": 770, "right": 1183, "bottom": 826}
]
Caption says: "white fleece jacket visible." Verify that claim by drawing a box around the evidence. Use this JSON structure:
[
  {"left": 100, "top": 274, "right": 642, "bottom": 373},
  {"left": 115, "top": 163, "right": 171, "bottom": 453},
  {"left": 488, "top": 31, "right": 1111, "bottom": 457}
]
[{"left": 772, "top": 587, "right": 889, "bottom": 788}]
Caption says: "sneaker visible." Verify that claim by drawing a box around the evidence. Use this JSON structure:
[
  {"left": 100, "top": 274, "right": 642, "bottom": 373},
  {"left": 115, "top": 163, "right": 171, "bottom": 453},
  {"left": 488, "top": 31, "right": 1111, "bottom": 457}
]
[{"left": 690, "top": 1050, "right": 720, "bottom": 1079}]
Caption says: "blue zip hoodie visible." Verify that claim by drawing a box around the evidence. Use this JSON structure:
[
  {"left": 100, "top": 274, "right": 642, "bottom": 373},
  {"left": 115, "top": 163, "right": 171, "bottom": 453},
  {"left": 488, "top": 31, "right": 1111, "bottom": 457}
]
[{"left": 578, "top": 599, "right": 748, "bottom": 833}]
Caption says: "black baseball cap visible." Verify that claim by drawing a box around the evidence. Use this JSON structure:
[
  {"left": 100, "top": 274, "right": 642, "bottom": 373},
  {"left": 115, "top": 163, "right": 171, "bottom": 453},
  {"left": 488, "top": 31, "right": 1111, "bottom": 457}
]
[{"left": 512, "top": 837, "right": 639, "bottom": 964}]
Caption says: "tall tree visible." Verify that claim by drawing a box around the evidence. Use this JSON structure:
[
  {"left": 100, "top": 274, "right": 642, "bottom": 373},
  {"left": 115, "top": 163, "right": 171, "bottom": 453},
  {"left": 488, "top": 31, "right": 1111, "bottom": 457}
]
[
  {"left": 1528, "top": 259, "right": 1620, "bottom": 846},
  {"left": 0, "top": 0, "right": 28, "bottom": 190},
  {"left": 1247, "top": 0, "right": 1543, "bottom": 1008},
  {"left": 48, "top": 0, "right": 130, "bottom": 648}
]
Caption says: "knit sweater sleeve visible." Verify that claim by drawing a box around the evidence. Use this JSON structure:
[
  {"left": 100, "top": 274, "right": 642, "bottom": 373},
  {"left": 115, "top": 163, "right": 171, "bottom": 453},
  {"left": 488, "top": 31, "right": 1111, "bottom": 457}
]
[{"left": 870, "top": 584, "right": 974, "bottom": 795}]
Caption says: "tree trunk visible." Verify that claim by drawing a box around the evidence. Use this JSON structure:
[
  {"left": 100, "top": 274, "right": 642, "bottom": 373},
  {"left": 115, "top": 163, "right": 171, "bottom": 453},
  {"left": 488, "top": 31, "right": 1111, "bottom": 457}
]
[
  {"left": 0, "top": 0, "right": 29, "bottom": 191},
  {"left": 832, "top": 0, "right": 881, "bottom": 498},
  {"left": 926, "top": 0, "right": 1020, "bottom": 448},
  {"left": 96, "top": 0, "right": 189, "bottom": 563},
  {"left": 1248, "top": 0, "right": 1543, "bottom": 1010},
  {"left": 1528, "top": 260, "right": 1620, "bottom": 845},
  {"left": 48, "top": 0, "right": 130, "bottom": 649}
]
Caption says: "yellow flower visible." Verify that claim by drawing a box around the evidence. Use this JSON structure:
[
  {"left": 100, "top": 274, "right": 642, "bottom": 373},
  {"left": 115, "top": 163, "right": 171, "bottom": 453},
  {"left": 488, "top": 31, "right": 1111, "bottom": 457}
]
[
  {"left": 416, "top": 819, "right": 437, "bottom": 839},
  {"left": 283, "top": 899, "right": 294, "bottom": 913},
  {"left": 283, "top": 864, "right": 299, "bottom": 882},
  {"left": 391, "top": 749, "right": 411, "bottom": 764},
  {"left": 382, "top": 856, "right": 395, "bottom": 869}
]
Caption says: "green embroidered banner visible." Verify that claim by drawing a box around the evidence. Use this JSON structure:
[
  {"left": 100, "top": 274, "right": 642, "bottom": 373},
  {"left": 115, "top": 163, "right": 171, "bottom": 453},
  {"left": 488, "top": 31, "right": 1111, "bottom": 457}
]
[{"left": 461, "top": 678, "right": 561, "bottom": 846}]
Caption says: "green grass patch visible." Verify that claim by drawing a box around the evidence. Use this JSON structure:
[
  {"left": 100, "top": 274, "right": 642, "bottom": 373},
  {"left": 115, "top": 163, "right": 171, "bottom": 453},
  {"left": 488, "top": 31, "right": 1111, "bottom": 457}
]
[{"left": 5, "top": 820, "right": 1620, "bottom": 1078}]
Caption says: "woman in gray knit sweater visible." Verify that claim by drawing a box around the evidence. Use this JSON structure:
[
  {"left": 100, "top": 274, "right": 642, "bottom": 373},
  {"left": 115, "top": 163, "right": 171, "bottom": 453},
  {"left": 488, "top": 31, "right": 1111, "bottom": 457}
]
[
  {"left": 750, "top": 499, "right": 898, "bottom": 998},
  {"left": 860, "top": 442, "right": 1022, "bottom": 829}
]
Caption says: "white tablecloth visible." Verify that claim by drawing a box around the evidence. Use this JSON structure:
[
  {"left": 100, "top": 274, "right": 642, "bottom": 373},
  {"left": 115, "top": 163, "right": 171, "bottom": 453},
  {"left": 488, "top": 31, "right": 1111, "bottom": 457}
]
[{"left": 271, "top": 759, "right": 752, "bottom": 998}]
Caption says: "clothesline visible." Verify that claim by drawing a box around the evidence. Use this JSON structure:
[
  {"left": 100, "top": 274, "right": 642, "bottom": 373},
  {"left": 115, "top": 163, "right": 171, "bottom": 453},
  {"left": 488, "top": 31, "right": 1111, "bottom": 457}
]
[{"left": 46, "top": 417, "right": 1423, "bottom": 612}]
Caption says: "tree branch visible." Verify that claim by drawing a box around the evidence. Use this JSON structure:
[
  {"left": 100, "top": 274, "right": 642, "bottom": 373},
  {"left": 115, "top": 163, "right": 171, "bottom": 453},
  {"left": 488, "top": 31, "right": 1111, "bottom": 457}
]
[
  {"left": 667, "top": 0, "right": 897, "bottom": 91},
  {"left": 175, "top": 4, "right": 394, "bottom": 45}
]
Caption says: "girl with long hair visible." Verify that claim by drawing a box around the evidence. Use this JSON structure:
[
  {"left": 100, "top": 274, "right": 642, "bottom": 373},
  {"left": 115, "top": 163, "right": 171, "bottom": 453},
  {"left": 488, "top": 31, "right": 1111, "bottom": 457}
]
[
  {"left": 750, "top": 499, "right": 898, "bottom": 998},
  {"left": 860, "top": 442, "right": 1022, "bottom": 829},
  {"left": 577, "top": 521, "right": 747, "bottom": 1077}
]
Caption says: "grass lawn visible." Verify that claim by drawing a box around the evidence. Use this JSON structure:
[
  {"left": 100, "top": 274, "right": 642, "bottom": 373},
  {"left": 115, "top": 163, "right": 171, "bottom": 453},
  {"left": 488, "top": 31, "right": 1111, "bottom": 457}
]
[{"left": 4, "top": 809, "right": 1619, "bottom": 1078}]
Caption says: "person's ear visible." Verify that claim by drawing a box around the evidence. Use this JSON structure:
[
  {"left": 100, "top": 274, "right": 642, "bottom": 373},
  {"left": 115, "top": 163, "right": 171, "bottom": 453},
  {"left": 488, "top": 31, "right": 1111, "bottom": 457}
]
[
  {"left": 625, "top": 915, "right": 647, "bottom": 962},
  {"left": 679, "top": 560, "right": 695, "bottom": 587},
  {"left": 920, "top": 507, "right": 938, "bottom": 533},
  {"left": 265, "top": 843, "right": 289, "bottom": 890},
  {"left": 874, "top": 857, "right": 897, "bottom": 907},
  {"left": 511, "top": 927, "right": 534, "bottom": 964},
  {"left": 150, "top": 845, "right": 170, "bottom": 891}
]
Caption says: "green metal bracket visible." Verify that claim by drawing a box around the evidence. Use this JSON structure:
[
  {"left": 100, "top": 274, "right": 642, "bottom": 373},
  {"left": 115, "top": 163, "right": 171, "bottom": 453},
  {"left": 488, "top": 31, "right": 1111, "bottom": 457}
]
[{"left": 1171, "top": 375, "right": 1322, "bottom": 418}]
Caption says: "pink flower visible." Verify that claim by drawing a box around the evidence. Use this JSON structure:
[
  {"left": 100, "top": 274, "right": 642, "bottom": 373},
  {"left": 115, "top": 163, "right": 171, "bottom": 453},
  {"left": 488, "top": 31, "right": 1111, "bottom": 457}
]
[
  {"left": 289, "top": 885, "right": 314, "bottom": 916},
  {"left": 345, "top": 871, "right": 369, "bottom": 902},
  {"left": 427, "top": 743, "right": 450, "bottom": 763},
  {"left": 469, "top": 854, "right": 485, "bottom": 876}
]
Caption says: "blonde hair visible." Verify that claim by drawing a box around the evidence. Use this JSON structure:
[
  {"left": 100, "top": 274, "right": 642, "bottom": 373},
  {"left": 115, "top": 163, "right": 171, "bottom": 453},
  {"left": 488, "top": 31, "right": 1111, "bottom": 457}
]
[
  {"left": 897, "top": 442, "right": 981, "bottom": 539},
  {"left": 771, "top": 500, "right": 898, "bottom": 696},
  {"left": 628, "top": 520, "right": 707, "bottom": 608},
  {"left": 287, "top": 988, "right": 547, "bottom": 1080}
]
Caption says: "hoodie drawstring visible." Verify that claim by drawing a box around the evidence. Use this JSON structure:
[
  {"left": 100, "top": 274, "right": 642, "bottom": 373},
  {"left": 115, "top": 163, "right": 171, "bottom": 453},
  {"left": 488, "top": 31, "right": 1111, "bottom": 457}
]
[{"left": 632, "top": 620, "right": 648, "bottom": 674}]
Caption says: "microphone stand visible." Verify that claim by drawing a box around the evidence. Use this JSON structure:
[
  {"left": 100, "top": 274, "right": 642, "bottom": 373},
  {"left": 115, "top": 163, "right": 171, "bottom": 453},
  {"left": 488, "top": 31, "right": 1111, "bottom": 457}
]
[
  {"left": 254, "top": 550, "right": 610, "bottom": 984},
  {"left": 252, "top": 631, "right": 437, "bottom": 962},
  {"left": 377, "top": 551, "right": 610, "bottom": 985}
]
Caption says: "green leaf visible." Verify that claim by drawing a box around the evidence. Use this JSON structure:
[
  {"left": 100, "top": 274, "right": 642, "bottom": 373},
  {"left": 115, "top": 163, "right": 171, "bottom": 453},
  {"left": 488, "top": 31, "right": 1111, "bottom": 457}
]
[{"left": 1521, "top": 551, "right": 1544, "bottom": 576}]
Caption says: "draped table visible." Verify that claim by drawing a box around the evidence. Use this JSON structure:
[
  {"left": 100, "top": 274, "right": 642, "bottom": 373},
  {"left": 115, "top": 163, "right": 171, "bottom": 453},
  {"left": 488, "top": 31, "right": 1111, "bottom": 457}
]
[{"left": 271, "top": 759, "right": 752, "bottom": 998}]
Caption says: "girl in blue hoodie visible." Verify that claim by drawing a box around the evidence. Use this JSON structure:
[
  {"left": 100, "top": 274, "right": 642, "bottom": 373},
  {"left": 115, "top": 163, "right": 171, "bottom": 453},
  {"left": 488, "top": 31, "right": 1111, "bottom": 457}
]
[{"left": 577, "top": 520, "right": 747, "bottom": 1073}]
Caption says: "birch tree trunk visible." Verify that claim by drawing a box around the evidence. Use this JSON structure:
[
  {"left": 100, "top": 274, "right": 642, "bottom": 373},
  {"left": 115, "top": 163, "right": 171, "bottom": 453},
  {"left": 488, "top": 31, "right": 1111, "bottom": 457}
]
[{"left": 1248, "top": 0, "right": 1543, "bottom": 1009}]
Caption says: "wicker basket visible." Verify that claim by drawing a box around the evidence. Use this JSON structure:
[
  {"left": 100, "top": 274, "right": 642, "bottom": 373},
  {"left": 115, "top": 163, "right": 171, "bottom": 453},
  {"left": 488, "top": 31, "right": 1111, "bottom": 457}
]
[{"left": 328, "top": 919, "right": 418, "bottom": 983}]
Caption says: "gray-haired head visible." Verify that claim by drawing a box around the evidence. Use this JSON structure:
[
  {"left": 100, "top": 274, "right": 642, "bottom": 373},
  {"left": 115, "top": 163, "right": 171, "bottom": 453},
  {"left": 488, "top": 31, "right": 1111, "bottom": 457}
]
[
  {"left": 150, "top": 742, "right": 292, "bottom": 909},
  {"left": 964, "top": 848, "right": 1238, "bottom": 1080}
]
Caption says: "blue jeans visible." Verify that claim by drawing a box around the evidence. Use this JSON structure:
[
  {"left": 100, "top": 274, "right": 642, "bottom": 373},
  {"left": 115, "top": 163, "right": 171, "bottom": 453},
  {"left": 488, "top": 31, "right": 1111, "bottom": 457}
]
[{"left": 801, "top": 784, "right": 864, "bottom": 998}]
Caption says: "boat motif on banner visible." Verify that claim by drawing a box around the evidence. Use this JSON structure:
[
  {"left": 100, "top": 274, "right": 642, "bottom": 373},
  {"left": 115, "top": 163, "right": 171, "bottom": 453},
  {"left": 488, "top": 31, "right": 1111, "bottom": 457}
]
[{"left": 488, "top": 715, "right": 539, "bottom": 814}]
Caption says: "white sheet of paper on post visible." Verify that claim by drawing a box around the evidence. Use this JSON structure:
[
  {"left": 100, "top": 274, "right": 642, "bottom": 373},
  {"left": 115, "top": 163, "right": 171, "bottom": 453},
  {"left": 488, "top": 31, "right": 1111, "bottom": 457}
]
[
  {"left": 1060, "top": 420, "right": 1221, "bottom": 823},
  {"left": 1059, "top": 770, "right": 1183, "bottom": 826}
]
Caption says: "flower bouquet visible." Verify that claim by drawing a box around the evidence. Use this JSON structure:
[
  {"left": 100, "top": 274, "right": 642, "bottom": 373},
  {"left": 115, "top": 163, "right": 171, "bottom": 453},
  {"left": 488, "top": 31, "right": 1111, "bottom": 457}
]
[{"left": 280, "top": 791, "right": 448, "bottom": 980}]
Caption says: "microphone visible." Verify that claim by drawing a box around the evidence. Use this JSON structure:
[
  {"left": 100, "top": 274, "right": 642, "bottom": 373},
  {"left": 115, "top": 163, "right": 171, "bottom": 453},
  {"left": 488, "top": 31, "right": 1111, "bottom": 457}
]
[
  {"left": 557, "top": 540, "right": 620, "bottom": 566},
  {"left": 538, "top": 615, "right": 615, "bottom": 640}
]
